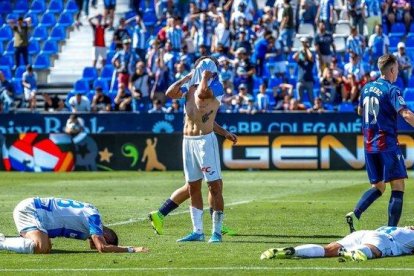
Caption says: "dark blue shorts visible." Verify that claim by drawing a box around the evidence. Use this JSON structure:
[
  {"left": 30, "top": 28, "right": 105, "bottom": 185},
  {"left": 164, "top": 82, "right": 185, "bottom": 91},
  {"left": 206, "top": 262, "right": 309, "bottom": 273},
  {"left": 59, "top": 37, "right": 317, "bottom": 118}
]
[
  {"left": 104, "top": 0, "right": 116, "bottom": 9},
  {"left": 365, "top": 149, "right": 408, "bottom": 184}
]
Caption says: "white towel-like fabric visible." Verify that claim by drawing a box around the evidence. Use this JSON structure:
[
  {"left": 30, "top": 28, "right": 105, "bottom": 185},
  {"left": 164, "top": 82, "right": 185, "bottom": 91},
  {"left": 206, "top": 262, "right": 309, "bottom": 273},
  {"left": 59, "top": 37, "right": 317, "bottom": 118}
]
[{"left": 188, "top": 58, "right": 218, "bottom": 87}]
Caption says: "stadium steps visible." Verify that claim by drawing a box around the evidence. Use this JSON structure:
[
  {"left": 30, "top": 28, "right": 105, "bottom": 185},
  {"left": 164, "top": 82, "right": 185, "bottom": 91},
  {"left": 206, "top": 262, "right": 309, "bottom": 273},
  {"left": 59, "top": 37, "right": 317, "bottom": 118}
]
[{"left": 47, "top": 0, "right": 130, "bottom": 85}]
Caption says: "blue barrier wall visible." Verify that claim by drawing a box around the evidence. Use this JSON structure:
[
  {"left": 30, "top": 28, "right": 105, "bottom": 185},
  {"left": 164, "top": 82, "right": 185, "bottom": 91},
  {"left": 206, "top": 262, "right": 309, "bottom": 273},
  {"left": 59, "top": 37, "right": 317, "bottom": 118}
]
[{"left": 1, "top": 113, "right": 412, "bottom": 134}]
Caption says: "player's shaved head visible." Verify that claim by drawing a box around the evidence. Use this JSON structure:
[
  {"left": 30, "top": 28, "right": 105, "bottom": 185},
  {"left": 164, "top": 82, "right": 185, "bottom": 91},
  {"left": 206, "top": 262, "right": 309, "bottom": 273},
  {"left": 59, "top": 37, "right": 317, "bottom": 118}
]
[
  {"left": 103, "top": 226, "right": 119, "bottom": 246},
  {"left": 378, "top": 54, "right": 397, "bottom": 74}
]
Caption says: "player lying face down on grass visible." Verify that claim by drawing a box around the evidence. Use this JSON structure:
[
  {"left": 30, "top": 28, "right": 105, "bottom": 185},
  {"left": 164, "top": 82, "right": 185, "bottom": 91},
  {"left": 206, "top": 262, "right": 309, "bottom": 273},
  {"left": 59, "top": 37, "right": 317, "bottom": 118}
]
[
  {"left": 0, "top": 197, "right": 149, "bottom": 254},
  {"left": 260, "top": 226, "right": 414, "bottom": 262}
]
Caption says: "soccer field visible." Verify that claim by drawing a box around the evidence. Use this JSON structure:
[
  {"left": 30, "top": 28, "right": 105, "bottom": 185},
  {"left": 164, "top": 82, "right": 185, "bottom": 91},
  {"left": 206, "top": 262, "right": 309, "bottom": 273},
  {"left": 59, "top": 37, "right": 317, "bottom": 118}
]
[{"left": 1, "top": 171, "right": 414, "bottom": 275}]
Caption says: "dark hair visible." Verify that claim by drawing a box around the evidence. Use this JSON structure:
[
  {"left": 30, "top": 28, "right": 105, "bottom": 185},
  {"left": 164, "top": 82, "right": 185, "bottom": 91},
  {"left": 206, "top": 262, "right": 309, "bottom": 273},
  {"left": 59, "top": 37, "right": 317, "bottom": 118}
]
[
  {"left": 377, "top": 54, "right": 397, "bottom": 74},
  {"left": 103, "top": 226, "right": 119, "bottom": 246}
]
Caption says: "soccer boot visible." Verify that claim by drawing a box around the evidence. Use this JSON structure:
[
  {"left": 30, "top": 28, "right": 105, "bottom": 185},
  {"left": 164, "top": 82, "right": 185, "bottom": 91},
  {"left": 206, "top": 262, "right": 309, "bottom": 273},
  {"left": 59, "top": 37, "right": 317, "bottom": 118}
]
[
  {"left": 221, "top": 225, "right": 237, "bottom": 236},
  {"left": 148, "top": 211, "right": 164, "bottom": 235},
  {"left": 260, "top": 247, "right": 296, "bottom": 260},
  {"left": 208, "top": 232, "right": 222, "bottom": 243},
  {"left": 338, "top": 249, "right": 367, "bottom": 262},
  {"left": 345, "top": 212, "right": 359, "bottom": 233},
  {"left": 176, "top": 232, "right": 205, "bottom": 242}
]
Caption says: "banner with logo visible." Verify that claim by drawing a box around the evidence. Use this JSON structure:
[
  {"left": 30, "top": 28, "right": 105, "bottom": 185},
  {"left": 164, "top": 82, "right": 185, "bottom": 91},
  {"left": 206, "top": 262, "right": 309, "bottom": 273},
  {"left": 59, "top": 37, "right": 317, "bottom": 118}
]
[
  {"left": 1, "top": 113, "right": 413, "bottom": 134},
  {"left": 1, "top": 133, "right": 413, "bottom": 171}
]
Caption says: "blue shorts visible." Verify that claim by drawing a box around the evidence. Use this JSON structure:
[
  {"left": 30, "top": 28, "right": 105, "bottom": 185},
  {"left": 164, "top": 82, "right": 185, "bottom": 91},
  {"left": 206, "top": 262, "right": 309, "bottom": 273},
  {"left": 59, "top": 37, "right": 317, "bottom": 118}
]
[
  {"left": 104, "top": 0, "right": 116, "bottom": 9},
  {"left": 365, "top": 149, "right": 407, "bottom": 184}
]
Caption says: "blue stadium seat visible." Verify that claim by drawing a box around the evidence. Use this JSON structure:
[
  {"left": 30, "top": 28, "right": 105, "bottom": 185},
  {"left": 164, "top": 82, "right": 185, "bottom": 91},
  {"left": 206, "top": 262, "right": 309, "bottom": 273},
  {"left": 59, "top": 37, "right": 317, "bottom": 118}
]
[
  {"left": 0, "top": 15, "right": 4, "bottom": 26},
  {"left": 73, "top": 80, "right": 90, "bottom": 93},
  {"left": 268, "top": 77, "right": 282, "bottom": 89},
  {"left": 40, "top": 12, "right": 57, "bottom": 29},
  {"left": 93, "top": 78, "right": 110, "bottom": 93},
  {"left": 4, "top": 40, "right": 15, "bottom": 55},
  {"left": 106, "top": 50, "right": 115, "bottom": 64},
  {"left": 57, "top": 11, "right": 74, "bottom": 28},
  {"left": 30, "top": 0, "right": 47, "bottom": 14},
  {"left": 14, "top": 65, "right": 26, "bottom": 80},
  {"left": 101, "top": 65, "right": 114, "bottom": 81},
  {"left": 324, "top": 103, "right": 334, "bottom": 111},
  {"left": 253, "top": 76, "right": 263, "bottom": 90},
  {"left": 0, "top": 55, "right": 14, "bottom": 67},
  {"left": 142, "top": 9, "right": 157, "bottom": 27},
  {"left": 12, "top": 79, "right": 24, "bottom": 97},
  {"left": 6, "top": 13, "right": 20, "bottom": 22},
  {"left": 389, "top": 35, "right": 401, "bottom": 49},
  {"left": 47, "top": 0, "right": 64, "bottom": 13},
  {"left": 24, "top": 11, "right": 40, "bottom": 28},
  {"left": 0, "top": 25, "right": 13, "bottom": 43},
  {"left": 406, "top": 34, "right": 414, "bottom": 49},
  {"left": 14, "top": 0, "right": 29, "bottom": 14},
  {"left": 0, "top": 66, "right": 12, "bottom": 80},
  {"left": 82, "top": 67, "right": 99, "bottom": 82},
  {"left": 32, "top": 25, "right": 48, "bottom": 41},
  {"left": 0, "top": 1, "right": 12, "bottom": 14},
  {"left": 390, "top": 23, "right": 406, "bottom": 36},
  {"left": 49, "top": 25, "right": 66, "bottom": 41},
  {"left": 42, "top": 39, "right": 59, "bottom": 55},
  {"left": 28, "top": 39, "right": 41, "bottom": 55},
  {"left": 125, "top": 10, "right": 136, "bottom": 21},
  {"left": 403, "top": 88, "right": 414, "bottom": 101},
  {"left": 409, "top": 76, "right": 414, "bottom": 87},
  {"left": 33, "top": 53, "right": 51, "bottom": 69},
  {"left": 338, "top": 102, "right": 355, "bottom": 112},
  {"left": 64, "top": 0, "right": 79, "bottom": 13}
]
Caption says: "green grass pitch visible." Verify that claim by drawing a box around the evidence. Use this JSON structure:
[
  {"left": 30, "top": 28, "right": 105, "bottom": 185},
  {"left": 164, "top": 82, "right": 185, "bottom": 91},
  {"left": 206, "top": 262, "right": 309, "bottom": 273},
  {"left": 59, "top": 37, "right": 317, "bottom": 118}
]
[{"left": 1, "top": 171, "right": 414, "bottom": 275}]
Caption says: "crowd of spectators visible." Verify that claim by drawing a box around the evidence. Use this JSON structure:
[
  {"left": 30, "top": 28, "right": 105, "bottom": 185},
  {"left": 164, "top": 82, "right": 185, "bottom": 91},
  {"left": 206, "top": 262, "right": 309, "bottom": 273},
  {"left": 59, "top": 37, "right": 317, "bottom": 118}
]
[{"left": 2, "top": 0, "right": 414, "bottom": 114}]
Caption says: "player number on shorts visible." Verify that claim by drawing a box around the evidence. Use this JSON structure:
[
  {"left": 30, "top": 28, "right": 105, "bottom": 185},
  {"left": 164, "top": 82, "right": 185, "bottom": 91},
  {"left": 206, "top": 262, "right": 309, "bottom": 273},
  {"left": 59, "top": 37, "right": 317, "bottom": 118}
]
[
  {"left": 57, "top": 199, "right": 85, "bottom": 209},
  {"left": 363, "top": 96, "right": 379, "bottom": 124}
]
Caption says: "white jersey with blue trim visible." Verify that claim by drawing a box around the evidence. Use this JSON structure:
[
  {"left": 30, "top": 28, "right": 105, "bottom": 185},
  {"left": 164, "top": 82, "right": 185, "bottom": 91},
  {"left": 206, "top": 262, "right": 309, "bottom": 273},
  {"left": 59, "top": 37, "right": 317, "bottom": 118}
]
[
  {"left": 33, "top": 197, "right": 103, "bottom": 240},
  {"left": 376, "top": 226, "right": 414, "bottom": 255}
]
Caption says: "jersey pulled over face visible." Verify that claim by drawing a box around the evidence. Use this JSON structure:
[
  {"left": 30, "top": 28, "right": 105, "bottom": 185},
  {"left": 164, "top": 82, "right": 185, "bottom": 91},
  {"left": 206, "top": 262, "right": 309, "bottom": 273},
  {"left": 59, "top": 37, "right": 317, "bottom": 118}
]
[
  {"left": 34, "top": 197, "right": 103, "bottom": 240},
  {"left": 358, "top": 78, "right": 407, "bottom": 152}
]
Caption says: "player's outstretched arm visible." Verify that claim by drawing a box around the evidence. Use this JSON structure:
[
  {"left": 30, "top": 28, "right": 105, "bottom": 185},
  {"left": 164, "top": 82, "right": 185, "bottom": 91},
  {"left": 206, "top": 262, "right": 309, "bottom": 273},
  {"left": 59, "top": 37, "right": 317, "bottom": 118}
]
[
  {"left": 400, "top": 108, "right": 414, "bottom": 127},
  {"left": 90, "top": 235, "right": 149, "bottom": 253},
  {"left": 165, "top": 71, "right": 193, "bottom": 99},
  {"left": 213, "top": 122, "right": 238, "bottom": 144}
]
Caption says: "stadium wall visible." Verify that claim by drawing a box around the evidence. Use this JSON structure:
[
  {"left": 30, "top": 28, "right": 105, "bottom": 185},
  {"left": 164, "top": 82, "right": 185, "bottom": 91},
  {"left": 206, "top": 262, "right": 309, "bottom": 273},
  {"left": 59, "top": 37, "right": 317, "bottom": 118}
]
[
  {"left": 1, "top": 133, "right": 414, "bottom": 172},
  {"left": 1, "top": 113, "right": 414, "bottom": 134}
]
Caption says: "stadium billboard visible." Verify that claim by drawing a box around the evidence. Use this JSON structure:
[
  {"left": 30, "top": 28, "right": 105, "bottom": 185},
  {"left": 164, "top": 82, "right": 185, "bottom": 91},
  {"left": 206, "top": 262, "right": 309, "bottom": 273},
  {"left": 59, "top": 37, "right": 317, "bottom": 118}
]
[
  {"left": 1, "top": 113, "right": 413, "bottom": 134},
  {"left": 1, "top": 133, "right": 413, "bottom": 171}
]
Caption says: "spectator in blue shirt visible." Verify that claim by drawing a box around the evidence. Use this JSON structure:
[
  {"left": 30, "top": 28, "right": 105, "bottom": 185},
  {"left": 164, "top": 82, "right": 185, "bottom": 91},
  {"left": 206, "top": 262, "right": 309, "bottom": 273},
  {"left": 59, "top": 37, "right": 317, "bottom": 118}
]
[
  {"left": 368, "top": 24, "right": 389, "bottom": 69},
  {"left": 253, "top": 31, "right": 274, "bottom": 76},
  {"left": 315, "top": 0, "right": 335, "bottom": 31},
  {"left": 112, "top": 39, "right": 140, "bottom": 89}
]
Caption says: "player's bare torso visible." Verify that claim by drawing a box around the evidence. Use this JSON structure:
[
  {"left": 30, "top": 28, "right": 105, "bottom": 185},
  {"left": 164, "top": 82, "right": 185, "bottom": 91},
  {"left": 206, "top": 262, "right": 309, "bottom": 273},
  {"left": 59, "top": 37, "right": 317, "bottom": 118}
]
[{"left": 184, "top": 86, "right": 219, "bottom": 136}]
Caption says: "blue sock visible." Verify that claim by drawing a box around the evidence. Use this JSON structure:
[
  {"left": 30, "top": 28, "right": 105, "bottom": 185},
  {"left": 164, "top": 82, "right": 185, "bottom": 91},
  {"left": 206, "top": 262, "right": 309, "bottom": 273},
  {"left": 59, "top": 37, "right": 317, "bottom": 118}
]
[
  {"left": 354, "top": 188, "right": 382, "bottom": 219},
  {"left": 388, "top": 191, "right": 404, "bottom": 226},
  {"left": 159, "top": 199, "right": 179, "bottom": 217}
]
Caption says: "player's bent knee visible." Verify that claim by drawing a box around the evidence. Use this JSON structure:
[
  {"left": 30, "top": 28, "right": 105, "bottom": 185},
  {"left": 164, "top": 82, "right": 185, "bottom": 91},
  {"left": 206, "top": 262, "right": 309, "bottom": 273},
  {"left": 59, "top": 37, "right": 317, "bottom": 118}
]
[
  {"left": 324, "top": 242, "right": 342, "bottom": 257},
  {"left": 390, "top": 180, "right": 405, "bottom": 192},
  {"left": 372, "top": 182, "right": 386, "bottom": 194}
]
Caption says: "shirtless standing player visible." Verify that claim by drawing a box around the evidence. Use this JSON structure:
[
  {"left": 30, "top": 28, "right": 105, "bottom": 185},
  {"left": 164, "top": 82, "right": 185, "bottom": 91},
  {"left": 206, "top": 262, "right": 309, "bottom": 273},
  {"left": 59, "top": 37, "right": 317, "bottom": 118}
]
[{"left": 165, "top": 57, "right": 225, "bottom": 243}]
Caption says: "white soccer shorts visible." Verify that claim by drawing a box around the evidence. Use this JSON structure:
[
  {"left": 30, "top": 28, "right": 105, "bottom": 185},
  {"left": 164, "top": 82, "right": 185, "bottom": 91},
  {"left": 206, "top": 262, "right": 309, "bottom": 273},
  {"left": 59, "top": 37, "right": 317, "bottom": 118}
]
[
  {"left": 13, "top": 198, "right": 47, "bottom": 235},
  {"left": 337, "top": 230, "right": 396, "bottom": 257},
  {"left": 182, "top": 132, "right": 222, "bottom": 183}
]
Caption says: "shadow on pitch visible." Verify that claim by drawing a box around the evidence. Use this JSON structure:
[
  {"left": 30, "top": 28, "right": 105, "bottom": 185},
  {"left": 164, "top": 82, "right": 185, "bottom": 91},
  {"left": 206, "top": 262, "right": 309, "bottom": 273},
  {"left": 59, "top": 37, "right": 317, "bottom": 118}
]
[
  {"left": 51, "top": 249, "right": 96, "bottom": 254},
  {"left": 233, "top": 234, "right": 343, "bottom": 239}
]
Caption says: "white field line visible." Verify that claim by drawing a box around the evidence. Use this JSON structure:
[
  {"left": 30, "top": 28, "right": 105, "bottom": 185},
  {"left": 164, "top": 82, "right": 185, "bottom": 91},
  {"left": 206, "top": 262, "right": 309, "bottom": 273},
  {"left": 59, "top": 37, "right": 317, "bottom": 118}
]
[
  {"left": 107, "top": 200, "right": 253, "bottom": 226},
  {"left": 1, "top": 267, "right": 414, "bottom": 272}
]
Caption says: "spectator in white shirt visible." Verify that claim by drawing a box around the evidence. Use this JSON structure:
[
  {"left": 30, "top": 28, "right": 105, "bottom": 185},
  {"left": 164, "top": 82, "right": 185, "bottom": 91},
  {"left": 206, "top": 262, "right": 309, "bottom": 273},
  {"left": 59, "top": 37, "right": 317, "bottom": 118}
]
[{"left": 68, "top": 93, "right": 91, "bottom": 112}]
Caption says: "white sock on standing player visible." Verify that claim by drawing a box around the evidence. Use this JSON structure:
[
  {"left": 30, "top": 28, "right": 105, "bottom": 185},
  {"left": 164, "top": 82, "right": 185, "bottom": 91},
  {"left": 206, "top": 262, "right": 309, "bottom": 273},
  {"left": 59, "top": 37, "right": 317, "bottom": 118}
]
[
  {"left": 212, "top": 211, "right": 224, "bottom": 234},
  {"left": 190, "top": 206, "right": 203, "bottom": 234},
  {"left": 0, "top": 237, "right": 35, "bottom": 254},
  {"left": 294, "top": 244, "right": 325, "bottom": 258}
]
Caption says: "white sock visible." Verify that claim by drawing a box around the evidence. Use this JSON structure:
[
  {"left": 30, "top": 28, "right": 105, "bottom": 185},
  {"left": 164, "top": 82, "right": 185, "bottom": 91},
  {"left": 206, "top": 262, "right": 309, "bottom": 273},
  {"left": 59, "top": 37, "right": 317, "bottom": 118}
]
[
  {"left": 190, "top": 206, "right": 203, "bottom": 234},
  {"left": 294, "top": 244, "right": 325, "bottom": 258},
  {"left": 0, "top": 237, "right": 35, "bottom": 254},
  {"left": 355, "top": 245, "right": 374, "bottom": 259},
  {"left": 212, "top": 211, "right": 224, "bottom": 235}
]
